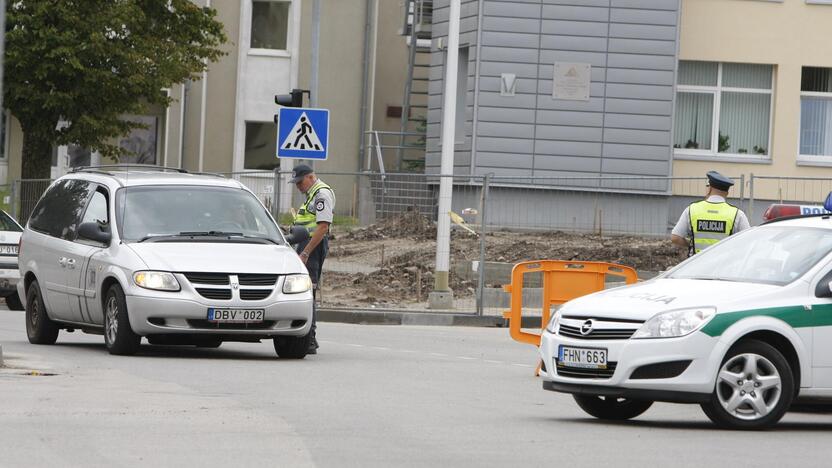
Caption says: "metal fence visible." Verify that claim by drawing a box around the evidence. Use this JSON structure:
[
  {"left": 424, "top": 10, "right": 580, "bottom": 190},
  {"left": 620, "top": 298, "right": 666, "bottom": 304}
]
[{"left": 7, "top": 169, "right": 832, "bottom": 315}]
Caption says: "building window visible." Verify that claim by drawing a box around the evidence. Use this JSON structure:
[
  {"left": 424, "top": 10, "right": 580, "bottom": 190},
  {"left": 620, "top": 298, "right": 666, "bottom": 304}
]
[
  {"left": 455, "top": 46, "right": 469, "bottom": 143},
  {"left": 674, "top": 61, "right": 773, "bottom": 157},
  {"left": 0, "top": 111, "right": 7, "bottom": 160},
  {"left": 244, "top": 122, "right": 278, "bottom": 170},
  {"left": 117, "top": 115, "right": 159, "bottom": 165},
  {"left": 800, "top": 67, "right": 832, "bottom": 158},
  {"left": 251, "top": 1, "right": 290, "bottom": 50}
]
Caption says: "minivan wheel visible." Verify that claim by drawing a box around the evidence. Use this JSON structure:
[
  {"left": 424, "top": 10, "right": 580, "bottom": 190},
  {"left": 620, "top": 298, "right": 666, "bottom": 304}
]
[
  {"left": 5, "top": 292, "right": 23, "bottom": 311},
  {"left": 700, "top": 340, "right": 794, "bottom": 430},
  {"left": 573, "top": 395, "right": 653, "bottom": 420},
  {"left": 273, "top": 331, "right": 312, "bottom": 359},
  {"left": 25, "top": 280, "right": 59, "bottom": 344},
  {"left": 103, "top": 284, "right": 141, "bottom": 356}
]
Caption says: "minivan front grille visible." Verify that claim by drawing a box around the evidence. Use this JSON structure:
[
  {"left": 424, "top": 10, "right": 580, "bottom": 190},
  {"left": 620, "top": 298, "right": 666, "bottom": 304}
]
[
  {"left": 195, "top": 288, "right": 232, "bottom": 300},
  {"left": 240, "top": 289, "right": 272, "bottom": 301},
  {"left": 239, "top": 274, "right": 278, "bottom": 286},
  {"left": 184, "top": 272, "right": 277, "bottom": 301},
  {"left": 184, "top": 272, "right": 229, "bottom": 285}
]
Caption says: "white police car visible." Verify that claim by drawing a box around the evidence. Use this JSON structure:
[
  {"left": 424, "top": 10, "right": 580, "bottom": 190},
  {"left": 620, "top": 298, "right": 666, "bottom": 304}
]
[{"left": 540, "top": 194, "right": 832, "bottom": 429}]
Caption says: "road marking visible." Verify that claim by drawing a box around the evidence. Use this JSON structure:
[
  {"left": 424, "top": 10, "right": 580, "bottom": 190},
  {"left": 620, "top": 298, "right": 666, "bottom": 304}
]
[
  {"left": 429, "top": 352, "right": 447, "bottom": 357},
  {"left": 456, "top": 356, "right": 476, "bottom": 360},
  {"left": 484, "top": 360, "right": 503, "bottom": 365},
  {"left": 369, "top": 346, "right": 390, "bottom": 351},
  {"left": 512, "top": 363, "right": 534, "bottom": 368},
  {"left": 346, "top": 344, "right": 365, "bottom": 348},
  {"left": 399, "top": 350, "right": 416, "bottom": 354}
]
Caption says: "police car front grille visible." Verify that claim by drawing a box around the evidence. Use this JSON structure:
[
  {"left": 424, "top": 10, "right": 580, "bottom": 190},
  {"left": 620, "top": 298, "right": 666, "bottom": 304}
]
[
  {"left": 556, "top": 361, "right": 617, "bottom": 379},
  {"left": 558, "top": 324, "right": 636, "bottom": 340}
]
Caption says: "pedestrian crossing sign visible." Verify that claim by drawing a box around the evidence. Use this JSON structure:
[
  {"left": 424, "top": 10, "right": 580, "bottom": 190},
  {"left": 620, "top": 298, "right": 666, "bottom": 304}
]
[{"left": 277, "top": 107, "right": 330, "bottom": 160}]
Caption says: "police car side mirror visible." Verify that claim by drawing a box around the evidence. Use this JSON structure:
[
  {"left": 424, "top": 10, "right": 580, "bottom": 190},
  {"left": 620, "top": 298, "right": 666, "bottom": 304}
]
[{"left": 285, "top": 226, "right": 309, "bottom": 246}]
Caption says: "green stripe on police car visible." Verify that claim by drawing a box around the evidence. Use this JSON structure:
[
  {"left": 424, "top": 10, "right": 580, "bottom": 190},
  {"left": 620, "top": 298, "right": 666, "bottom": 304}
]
[{"left": 700, "top": 303, "right": 832, "bottom": 337}]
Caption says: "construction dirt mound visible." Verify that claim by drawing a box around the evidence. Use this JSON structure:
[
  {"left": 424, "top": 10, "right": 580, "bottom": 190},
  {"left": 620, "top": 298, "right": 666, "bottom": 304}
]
[{"left": 323, "top": 213, "right": 685, "bottom": 308}]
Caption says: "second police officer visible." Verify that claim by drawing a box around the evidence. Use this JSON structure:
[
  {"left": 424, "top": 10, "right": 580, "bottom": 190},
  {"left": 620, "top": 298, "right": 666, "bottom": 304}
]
[{"left": 671, "top": 170, "right": 750, "bottom": 256}]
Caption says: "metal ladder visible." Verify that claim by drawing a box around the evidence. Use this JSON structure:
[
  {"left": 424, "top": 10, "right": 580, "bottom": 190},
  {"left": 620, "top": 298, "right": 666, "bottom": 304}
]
[{"left": 397, "top": 0, "right": 433, "bottom": 172}]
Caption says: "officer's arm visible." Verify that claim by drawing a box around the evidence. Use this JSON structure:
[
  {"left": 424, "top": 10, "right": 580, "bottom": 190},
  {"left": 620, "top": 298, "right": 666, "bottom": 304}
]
[
  {"left": 671, "top": 234, "right": 689, "bottom": 249},
  {"left": 301, "top": 222, "right": 329, "bottom": 260}
]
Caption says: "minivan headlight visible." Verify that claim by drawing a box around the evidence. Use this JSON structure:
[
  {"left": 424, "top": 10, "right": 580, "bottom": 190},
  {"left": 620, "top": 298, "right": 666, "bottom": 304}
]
[
  {"left": 283, "top": 274, "right": 312, "bottom": 294},
  {"left": 133, "top": 271, "right": 181, "bottom": 291},
  {"left": 632, "top": 307, "right": 716, "bottom": 339}
]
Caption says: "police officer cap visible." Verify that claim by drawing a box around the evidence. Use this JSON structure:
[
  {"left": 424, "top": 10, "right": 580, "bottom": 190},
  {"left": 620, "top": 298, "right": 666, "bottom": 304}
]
[
  {"left": 706, "top": 171, "right": 734, "bottom": 191},
  {"left": 288, "top": 164, "right": 314, "bottom": 184}
]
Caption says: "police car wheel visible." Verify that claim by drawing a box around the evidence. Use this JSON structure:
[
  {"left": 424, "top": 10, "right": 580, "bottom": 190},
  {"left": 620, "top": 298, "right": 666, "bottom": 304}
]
[
  {"left": 25, "top": 280, "right": 59, "bottom": 345},
  {"left": 700, "top": 339, "right": 794, "bottom": 430},
  {"left": 573, "top": 395, "right": 653, "bottom": 420}
]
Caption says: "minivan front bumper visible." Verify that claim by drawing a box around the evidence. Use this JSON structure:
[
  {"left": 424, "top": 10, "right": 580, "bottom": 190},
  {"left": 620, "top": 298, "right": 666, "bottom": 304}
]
[{"left": 125, "top": 294, "right": 314, "bottom": 337}]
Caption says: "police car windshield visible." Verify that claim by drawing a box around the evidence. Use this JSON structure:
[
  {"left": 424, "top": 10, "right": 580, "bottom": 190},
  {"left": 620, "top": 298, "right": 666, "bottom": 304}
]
[
  {"left": 668, "top": 226, "right": 832, "bottom": 286},
  {"left": 116, "top": 186, "right": 284, "bottom": 244}
]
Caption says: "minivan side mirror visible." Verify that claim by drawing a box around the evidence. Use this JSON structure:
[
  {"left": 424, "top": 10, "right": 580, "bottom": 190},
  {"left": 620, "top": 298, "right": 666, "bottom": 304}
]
[
  {"left": 78, "top": 222, "right": 112, "bottom": 245},
  {"left": 284, "top": 226, "right": 310, "bottom": 246}
]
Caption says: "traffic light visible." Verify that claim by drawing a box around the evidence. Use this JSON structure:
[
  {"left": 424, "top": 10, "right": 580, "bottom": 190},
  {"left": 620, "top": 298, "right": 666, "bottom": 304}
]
[
  {"left": 274, "top": 89, "right": 310, "bottom": 124},
  {"left": 275, "top": 89, "right": 308, "bottom": 108}
]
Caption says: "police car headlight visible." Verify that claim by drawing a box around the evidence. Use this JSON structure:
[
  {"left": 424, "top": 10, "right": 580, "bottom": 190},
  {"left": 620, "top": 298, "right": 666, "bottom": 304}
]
[
  {"left": 545, "top": 312, "right": 561, "bottom": 334},
  {"left": 133, "top": 271, "right": 181, "bottom": 291},
  {"left": 632, "top": 307, "right": 716, "bottom": 339},
  {"left": 283, "top": 274, "right": 312, "bottom": 294}
]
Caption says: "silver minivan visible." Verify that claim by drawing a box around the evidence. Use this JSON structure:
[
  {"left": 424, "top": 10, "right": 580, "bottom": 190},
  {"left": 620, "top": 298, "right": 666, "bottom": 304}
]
[{"left": 18, "top": 166, "right": 314, "bottom": 357}]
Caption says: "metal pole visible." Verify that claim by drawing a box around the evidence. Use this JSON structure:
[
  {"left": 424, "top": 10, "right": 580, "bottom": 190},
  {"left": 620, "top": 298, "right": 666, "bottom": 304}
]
[
  {"left": 273, "top": 168, "right": 281, "bottom": 221},
  {"left": 310, "top": 0, "right": 321, "bottom": 108},
  {"left": 476, "top": 173, "right": 491, "bottom": 316},
  {"left": 739, "top": 174, "right": 745, "bottom": 214},
  {"left": 429, "top": 0, "right": 460, "bottom": 309},
  {"left": 749, "top": 173, "right": 755, "bottom": 223}
]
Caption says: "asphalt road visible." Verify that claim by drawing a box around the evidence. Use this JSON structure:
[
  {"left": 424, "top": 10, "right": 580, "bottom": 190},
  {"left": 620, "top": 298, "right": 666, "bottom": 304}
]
[{"left": 1, "top": 308, "right": 831, "bottom": 468}]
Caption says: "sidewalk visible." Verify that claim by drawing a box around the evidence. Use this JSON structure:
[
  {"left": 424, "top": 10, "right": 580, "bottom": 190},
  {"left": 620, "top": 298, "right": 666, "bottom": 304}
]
[{"left": 318, "top": 306, "right": 542, "bottom": 328}]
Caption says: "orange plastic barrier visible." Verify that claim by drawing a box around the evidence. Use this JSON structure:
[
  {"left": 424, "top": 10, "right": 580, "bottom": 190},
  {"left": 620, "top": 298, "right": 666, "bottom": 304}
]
[{"left": 503, "top": 260, "right": 638, "bottom": 346}]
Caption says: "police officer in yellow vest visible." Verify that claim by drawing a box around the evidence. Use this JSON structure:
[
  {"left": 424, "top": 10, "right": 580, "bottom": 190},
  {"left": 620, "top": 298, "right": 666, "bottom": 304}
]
[
  {"left": 289, "top": 164, "right": 336, "bottom": 354},
  {"left": 671, "top": 171, "right": 750, "bottom": 256}
]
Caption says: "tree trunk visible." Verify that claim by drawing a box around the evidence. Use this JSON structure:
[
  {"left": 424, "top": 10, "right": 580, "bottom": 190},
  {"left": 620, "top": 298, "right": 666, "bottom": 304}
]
[{"left": 21, "top": 126, "right": 53, "bottom": 180}]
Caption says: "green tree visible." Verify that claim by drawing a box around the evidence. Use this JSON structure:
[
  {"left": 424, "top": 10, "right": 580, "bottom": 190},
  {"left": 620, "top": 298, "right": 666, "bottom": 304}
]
[{"left": 4, "top": 0, "right": 227, "bottom": 179}]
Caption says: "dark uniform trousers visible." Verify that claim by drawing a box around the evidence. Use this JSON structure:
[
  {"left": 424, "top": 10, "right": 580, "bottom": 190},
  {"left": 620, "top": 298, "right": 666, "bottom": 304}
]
[{"left": 295, "top": 235, "right": 328, "bottom": 338}]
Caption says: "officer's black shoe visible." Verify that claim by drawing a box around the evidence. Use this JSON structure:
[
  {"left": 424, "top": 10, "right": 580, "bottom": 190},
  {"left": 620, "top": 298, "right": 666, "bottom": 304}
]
[{"left": 308, "top": 336, "right": 319, "bottom": 354}]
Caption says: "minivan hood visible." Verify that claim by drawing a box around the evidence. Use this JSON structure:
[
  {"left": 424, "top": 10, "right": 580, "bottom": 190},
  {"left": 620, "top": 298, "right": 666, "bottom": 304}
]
[
  {"left": 127, "top": 242, "right": 304, "bottom": 274},
  {"left": 561, "top": 278, "right": 782, "bottom": 321}
]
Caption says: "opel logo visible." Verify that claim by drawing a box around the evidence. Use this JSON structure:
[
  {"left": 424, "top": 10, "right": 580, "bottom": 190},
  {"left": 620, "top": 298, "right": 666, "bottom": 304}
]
[{"left": 580, "top": 319, "right": 594, "bottom": 336}]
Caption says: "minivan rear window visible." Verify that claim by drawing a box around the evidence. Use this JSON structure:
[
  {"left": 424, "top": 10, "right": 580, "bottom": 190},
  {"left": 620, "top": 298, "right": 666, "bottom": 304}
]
[{"left": 28, "top": 179, "right": 93, "bottom": 240}]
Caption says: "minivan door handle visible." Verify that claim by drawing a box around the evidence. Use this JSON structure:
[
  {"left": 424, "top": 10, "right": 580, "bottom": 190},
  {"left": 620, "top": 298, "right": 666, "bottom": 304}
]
[
  {"left": 65, "top": 258, "right": 76, "bottom": 269},
  {"left": 58, "top": 257, "right": 67, "bottom": 267}
]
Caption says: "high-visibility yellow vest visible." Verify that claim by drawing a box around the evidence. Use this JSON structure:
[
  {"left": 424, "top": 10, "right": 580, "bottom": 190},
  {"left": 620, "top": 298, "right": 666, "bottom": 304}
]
[
  {"left": 689, "top": 200, "right": 738, "bottom": 254},
  {"left": 293, "top": 180, "right": 333, "bottom": 233}
]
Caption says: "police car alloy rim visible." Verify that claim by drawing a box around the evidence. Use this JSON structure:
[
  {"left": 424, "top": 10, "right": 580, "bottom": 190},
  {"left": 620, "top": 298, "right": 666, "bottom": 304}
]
[
  {"left": 105, "top": 296, "right": 119, "bottom": 344},
  {"left": 716, "top": 353, "right": 782, "bottom": 421}
]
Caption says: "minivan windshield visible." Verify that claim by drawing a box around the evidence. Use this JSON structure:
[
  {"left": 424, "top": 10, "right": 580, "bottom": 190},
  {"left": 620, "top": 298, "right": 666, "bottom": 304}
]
[
  {"left": 116, "top": 186, "right": 284, "bottom": 244},
  {"left": 667, "top": 226, "right": 832, "bottom": 285}
]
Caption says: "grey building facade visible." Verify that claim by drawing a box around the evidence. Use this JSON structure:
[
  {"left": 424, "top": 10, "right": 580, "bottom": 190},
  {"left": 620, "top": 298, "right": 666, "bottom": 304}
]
[{"left": 425, "top": 0, "right": 685, "bottom": 235}]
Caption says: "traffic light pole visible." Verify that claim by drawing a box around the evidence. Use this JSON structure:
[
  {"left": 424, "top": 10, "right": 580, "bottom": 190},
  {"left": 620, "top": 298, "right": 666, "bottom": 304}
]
[{"left": 428, "top": 0, "right": 460, "bottom": 310}]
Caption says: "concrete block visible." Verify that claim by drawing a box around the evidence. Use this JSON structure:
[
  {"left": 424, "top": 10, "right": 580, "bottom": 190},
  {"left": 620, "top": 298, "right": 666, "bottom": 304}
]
[{"left": 428, "top": 291, "right": 455, "bottom": 309}]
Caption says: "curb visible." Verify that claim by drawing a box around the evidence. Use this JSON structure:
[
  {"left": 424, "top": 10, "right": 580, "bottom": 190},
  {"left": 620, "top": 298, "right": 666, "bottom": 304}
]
[{"left": 318, "top": 308, "right": 542, "bottom": 328}]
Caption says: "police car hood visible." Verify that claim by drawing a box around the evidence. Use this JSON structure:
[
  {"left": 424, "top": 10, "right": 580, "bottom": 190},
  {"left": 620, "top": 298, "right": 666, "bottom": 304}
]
[
  {"left": 560, "top": 278, "right": 782, "bottom": 321},
  {"left": 127, "top": 243, "right": 305, "bottom": 274}
]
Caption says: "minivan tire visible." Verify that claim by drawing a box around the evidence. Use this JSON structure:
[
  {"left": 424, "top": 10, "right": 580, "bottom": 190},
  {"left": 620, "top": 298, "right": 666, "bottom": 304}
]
[
  {"left": 104, "top": 284, "right": 141, "bottom": 356},
  {"left": 6, "top": 292, "right": 24, "bottom": 311},
  {"left": 25, "top": 280, "right": 59, "bottom": 344},
  {"left": 700, "top": 339, "right": 794, "bottom": 430},
  {"left": 273, "top": 332, "right": 312, "bottom": 359},
  {"left": 573, "top": 395, "right": 653, "bottom": 420}
]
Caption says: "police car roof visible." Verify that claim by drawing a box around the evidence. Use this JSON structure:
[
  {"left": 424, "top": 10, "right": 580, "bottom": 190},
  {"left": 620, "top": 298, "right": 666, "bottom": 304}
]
[{"left": 762, "top": 213, "right": 832, "bottom": 228}]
